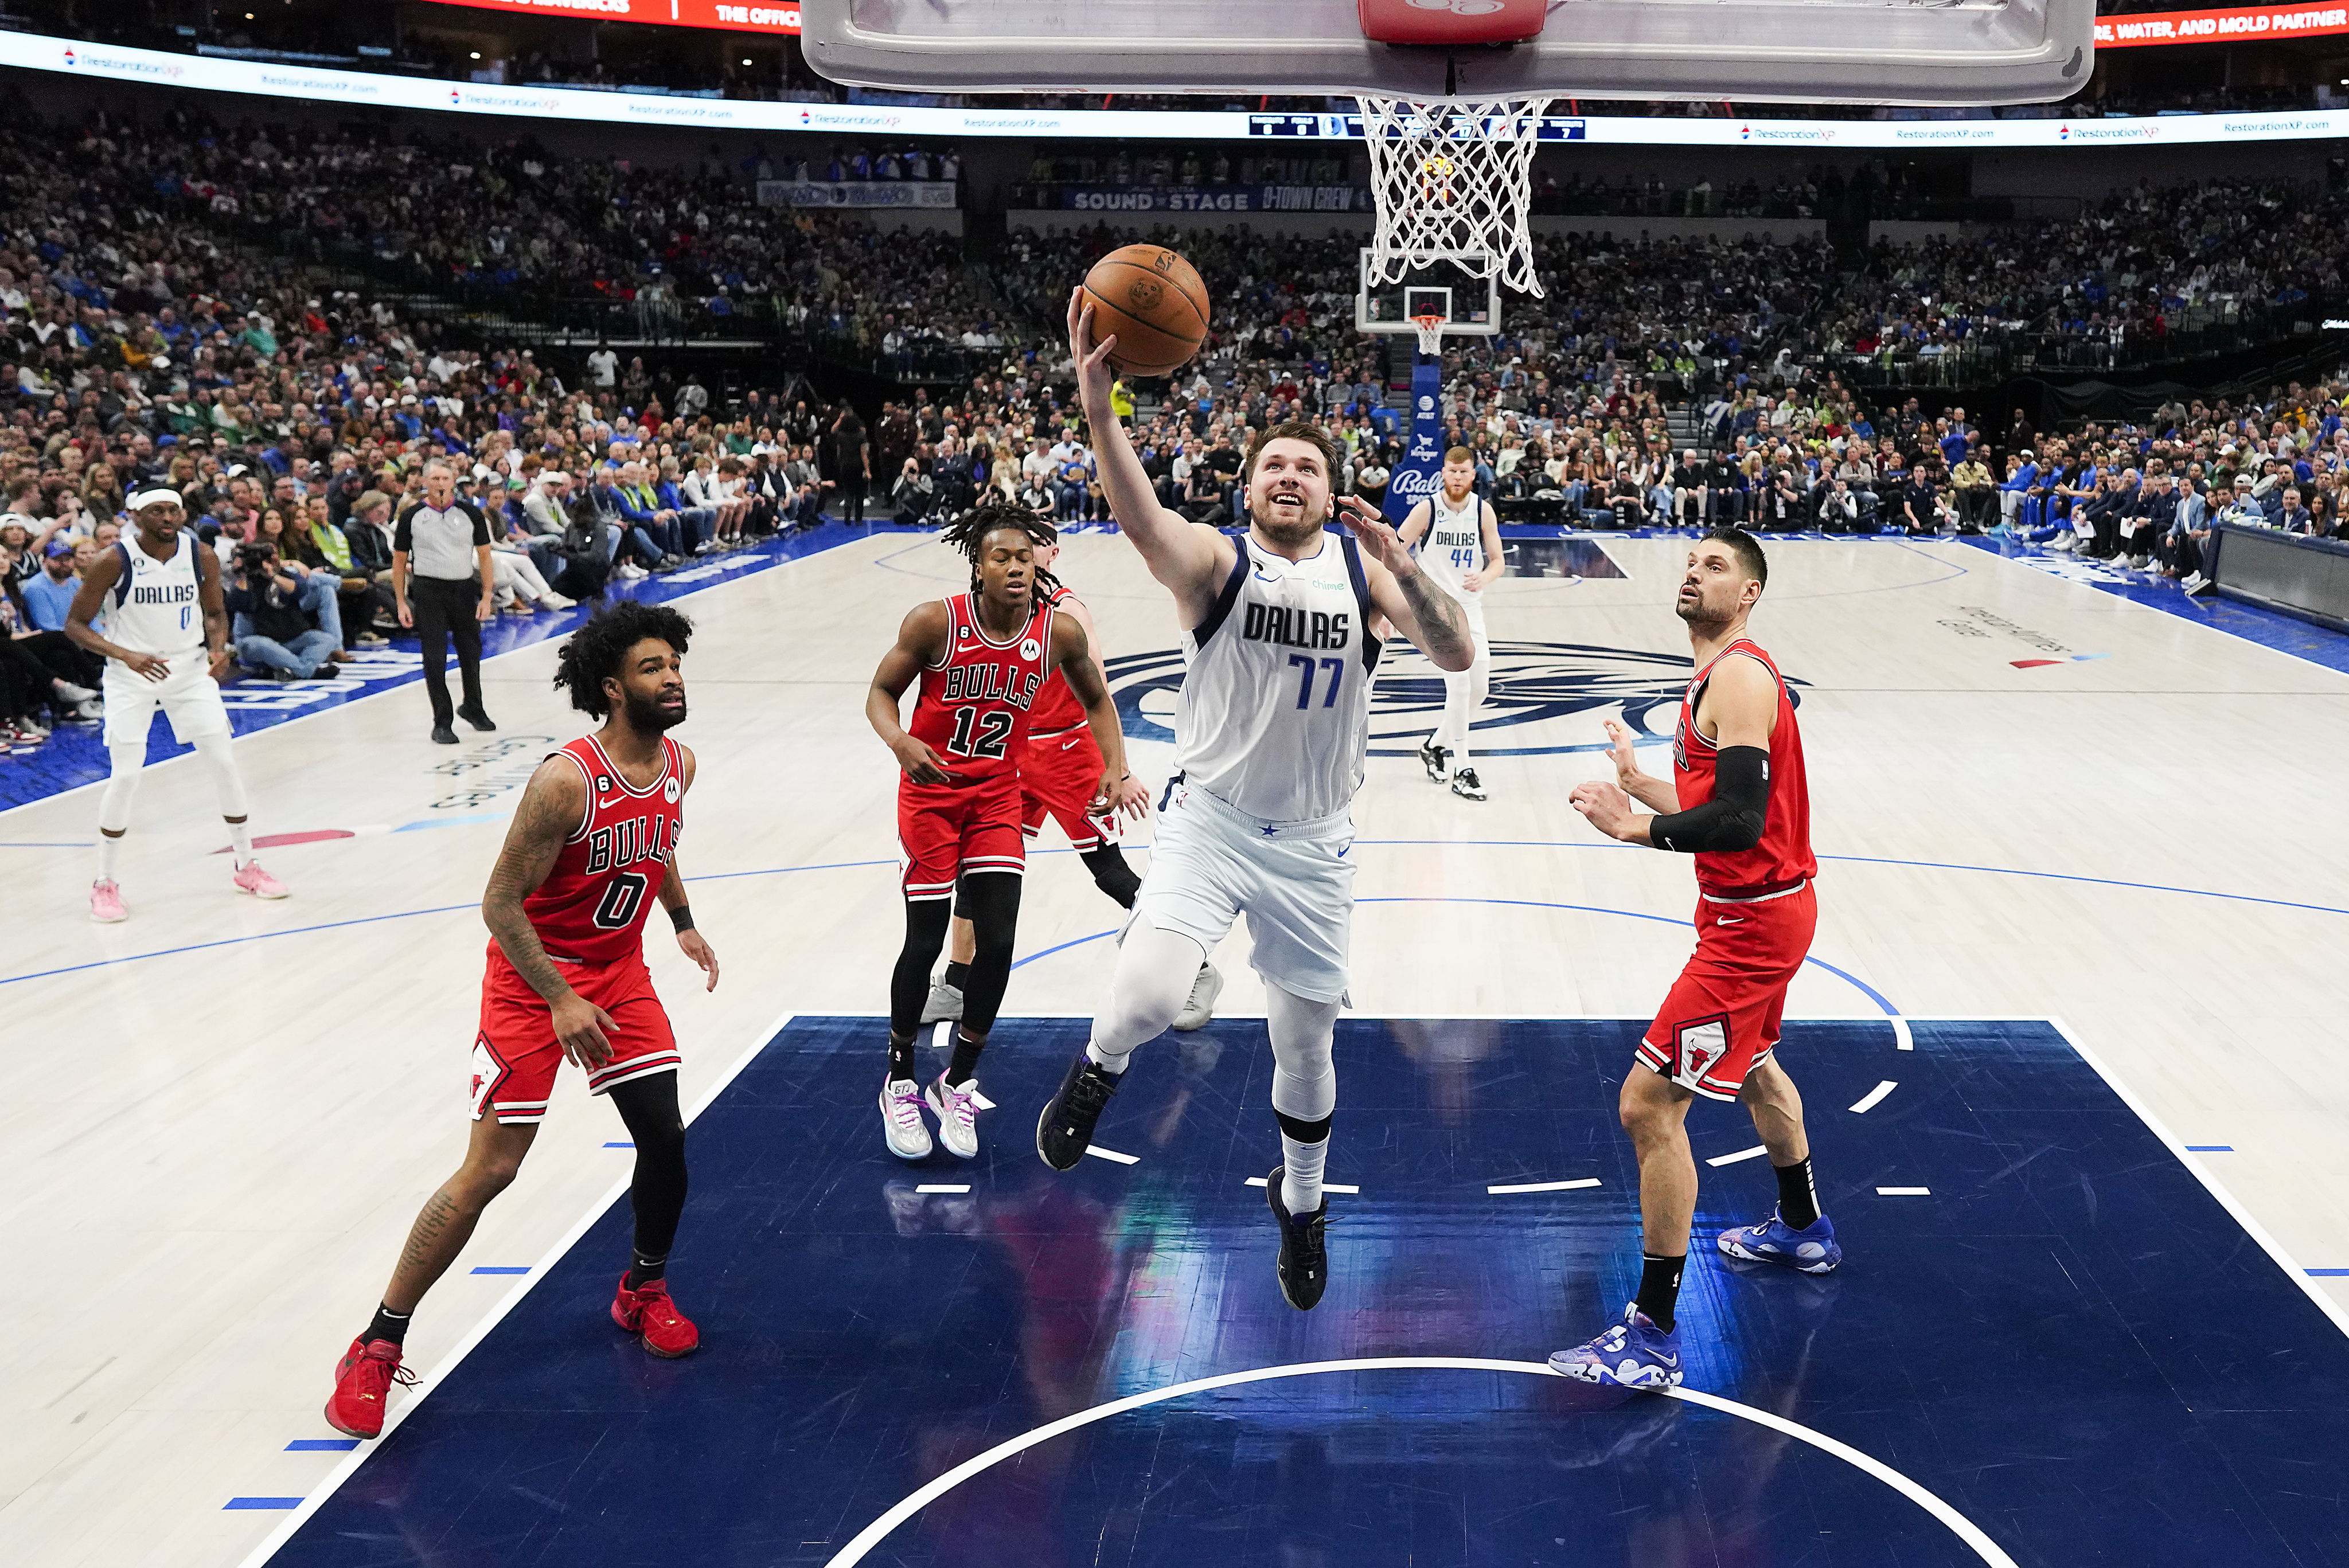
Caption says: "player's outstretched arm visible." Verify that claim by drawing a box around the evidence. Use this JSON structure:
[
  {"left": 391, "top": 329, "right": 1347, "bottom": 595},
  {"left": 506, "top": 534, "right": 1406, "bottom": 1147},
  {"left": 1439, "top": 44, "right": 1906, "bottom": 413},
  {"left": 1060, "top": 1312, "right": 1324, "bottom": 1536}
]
[
  {"left": 658, "top": 744, "right": 719, "bottom": 992},
  {"left": 1573, "top": 658, "right": 1776, "bottom": 848},
  {"left": 1335, "top": 495, "right": 1474, "bottom": 672},
  {"left": 1395, "top": 496, "right": 1433, "bottom": 550},
  {"left": 483, "top": 756, "right": 616, "bottom": 1065},
  {"left": 1067, "top": 288, "right": 1228, "bottom": 616},
  {"left": 1052, "top": 612, "right": 1148, "bottom": 819},
  {"left": 866, "top": 602, "right": 954, "bottom": 786},
  {"left": 1603, "top": 718, "right": 1680, "bottom": 814}
]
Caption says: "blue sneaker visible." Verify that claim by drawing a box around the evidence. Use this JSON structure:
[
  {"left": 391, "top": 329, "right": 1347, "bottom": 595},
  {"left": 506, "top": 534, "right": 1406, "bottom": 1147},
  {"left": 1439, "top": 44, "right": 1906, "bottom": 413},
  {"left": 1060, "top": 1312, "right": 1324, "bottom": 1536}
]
[
  {"left": 1547, "top": 1302, "right": 1684, "bottom": 1390},
  {"left": 1718, "top": 1206, "right": 1842, "bottom": 1273}
]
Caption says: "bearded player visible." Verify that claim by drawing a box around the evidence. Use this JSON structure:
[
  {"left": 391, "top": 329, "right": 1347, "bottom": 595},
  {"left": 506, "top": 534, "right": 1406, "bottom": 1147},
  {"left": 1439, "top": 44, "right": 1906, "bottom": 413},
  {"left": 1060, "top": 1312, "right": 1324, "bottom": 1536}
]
[
  {"left": 325, "top": 602, "right": 719, "bottom": 1439},
  {"left": 868, "top": 499, "right": 1143, "bottom": 1163},
  {"left": 922, "top": 523, "right": 1221, "bottom": 1034},
  {"left": 1036, "top": 290, "right": 1476, "bottom": 1312},
  {"left": 1399, "top": 447, "right": 1505, "bottom": 801},
  {"left": 1548, "top": 528, "right": 1835, "bottom": 1390}
]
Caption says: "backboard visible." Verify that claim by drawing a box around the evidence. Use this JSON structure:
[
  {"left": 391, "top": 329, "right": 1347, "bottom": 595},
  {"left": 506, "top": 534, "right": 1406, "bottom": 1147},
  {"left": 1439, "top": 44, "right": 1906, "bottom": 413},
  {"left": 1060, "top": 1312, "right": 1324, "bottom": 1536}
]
[
  {"left": 801, "top": 0, "right": 2095, "bottom": 108},
  {"left": 1356, "top": 249, "right": 1500, "bottom": 357}
]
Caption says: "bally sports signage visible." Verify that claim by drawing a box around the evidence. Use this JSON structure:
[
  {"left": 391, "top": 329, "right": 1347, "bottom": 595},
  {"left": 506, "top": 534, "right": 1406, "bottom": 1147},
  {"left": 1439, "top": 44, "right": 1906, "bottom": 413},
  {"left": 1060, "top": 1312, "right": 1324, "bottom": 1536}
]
[
  {"left": 417, "top": 0, "right": 800, "bottom": 33},
  {"left": 2095, "top": 4, "right": 2349, "bottom": 46}
]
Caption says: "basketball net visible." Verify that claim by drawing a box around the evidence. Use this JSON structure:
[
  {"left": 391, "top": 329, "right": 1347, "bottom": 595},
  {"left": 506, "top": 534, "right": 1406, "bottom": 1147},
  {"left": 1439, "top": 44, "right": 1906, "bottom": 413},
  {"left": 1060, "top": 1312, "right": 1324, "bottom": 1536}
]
[
  {"left": 1410, "top": 312, "right": 1447, "bottom": 359},
  {"left": 1358, "top": 96, "right": 1551, "bottom": 299}
]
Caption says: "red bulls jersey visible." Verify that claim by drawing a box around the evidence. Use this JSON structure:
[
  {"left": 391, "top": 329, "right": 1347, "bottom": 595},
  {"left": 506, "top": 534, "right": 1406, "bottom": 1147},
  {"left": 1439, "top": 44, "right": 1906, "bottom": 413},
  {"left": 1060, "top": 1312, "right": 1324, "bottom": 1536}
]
[
  {"left": 909, "top": 592, "right": 1055, "bottom": 788},
  {"left": 1671, "top": 638, "right": 1815, "bottom": 900},
  {"left": 1024, "top": 582, "right": 1086, "bottom": 734},
  {"left": 517, "top": 733, "right": 684, "bottom": 965}
]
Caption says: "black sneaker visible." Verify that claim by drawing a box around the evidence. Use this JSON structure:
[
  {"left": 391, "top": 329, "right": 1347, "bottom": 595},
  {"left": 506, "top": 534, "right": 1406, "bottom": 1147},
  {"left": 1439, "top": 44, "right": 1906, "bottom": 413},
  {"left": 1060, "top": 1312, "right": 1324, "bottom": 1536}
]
[
  {"left": 1450, "top": 765, "right": 1486, "bottom": 801},
  {"left": 1417, "top": 734, "right": 1449, "bottom": 784},
  {"left": 1036, "top": 1054, "right": 1122, "bottom": 1171},
  {"left": 1265, "top": 1164, "right": 1329, "bottom": 1310},
  {"left": 430, "top": 723, "right": 459, "bottom": 745},
  {"left": 455, "top": 706, "right": 497, "bottom": 733}
]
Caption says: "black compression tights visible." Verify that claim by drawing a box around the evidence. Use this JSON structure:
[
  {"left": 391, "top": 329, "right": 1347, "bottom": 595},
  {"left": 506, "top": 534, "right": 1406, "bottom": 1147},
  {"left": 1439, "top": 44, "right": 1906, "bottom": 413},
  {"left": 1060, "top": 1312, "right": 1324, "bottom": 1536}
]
[
  {"left": 889, "top": 871, "right": 1022, "bottom": 1038},
  {"left": 608, "top": 1072, "right": 688, "bottom": 1268}
]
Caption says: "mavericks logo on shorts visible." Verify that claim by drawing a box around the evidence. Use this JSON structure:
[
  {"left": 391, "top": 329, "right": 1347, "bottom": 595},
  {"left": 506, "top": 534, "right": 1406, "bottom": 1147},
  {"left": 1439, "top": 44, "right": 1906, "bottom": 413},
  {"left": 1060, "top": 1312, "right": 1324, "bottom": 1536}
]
[{"left": 1104, "top": 640, "right": 1804, "bottom": 758}]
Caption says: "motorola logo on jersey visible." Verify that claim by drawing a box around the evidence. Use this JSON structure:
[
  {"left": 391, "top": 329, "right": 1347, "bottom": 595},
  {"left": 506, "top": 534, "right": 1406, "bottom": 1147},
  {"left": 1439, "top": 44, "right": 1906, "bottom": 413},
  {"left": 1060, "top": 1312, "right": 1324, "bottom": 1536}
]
[{"left": 1107, "top": 640, "right": 1803, "bottom": 758}]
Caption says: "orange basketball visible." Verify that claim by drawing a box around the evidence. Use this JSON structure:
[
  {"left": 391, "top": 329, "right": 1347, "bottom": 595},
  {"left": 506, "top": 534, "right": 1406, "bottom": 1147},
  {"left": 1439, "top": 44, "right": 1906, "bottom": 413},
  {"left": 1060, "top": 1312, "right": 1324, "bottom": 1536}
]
[{"left": 1080, "top": 244, "right": 1210, "bottom": 378}]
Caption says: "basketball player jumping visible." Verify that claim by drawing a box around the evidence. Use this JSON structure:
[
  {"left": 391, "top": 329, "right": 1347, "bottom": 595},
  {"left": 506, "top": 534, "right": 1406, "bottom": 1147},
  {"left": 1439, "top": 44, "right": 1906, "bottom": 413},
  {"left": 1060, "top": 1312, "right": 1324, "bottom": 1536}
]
[
  {"left": 1547, "top": 528, "right": 1836, "bottom": 1390},
  {"left": 326, "top": 602, "right": 718, "bottom": 1439},
  {"left": 1036, "top": 291, "right": 1476, "bottom": 1311},
  {"left": 1399, "top": 447, "right": 1505, "bottom": 801},
  {"left": 65, "top": 487, "right": 287, "bottom": 921},
  {"left": 923, "top": 524, "right": 1221, "bottom": 1033},
  {"left": 867, "top": 499, "right": 1142, "bottom": 1163}
]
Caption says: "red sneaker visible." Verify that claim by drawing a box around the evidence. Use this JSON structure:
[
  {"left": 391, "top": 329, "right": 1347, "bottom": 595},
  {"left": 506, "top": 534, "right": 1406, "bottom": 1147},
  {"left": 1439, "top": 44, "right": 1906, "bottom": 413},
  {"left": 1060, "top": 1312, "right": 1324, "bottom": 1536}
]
[
  {"left": 611, "top": 1273, "right": 700, "bottom": 1358},
  {"left": 324, "top": 1336, "right": 416, "bottom": 1439}
]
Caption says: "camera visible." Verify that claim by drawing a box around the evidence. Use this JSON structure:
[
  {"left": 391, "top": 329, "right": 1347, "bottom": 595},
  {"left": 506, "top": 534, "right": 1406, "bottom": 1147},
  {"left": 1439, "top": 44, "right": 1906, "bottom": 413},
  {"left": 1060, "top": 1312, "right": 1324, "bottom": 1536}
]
[{"left": 236, "top": 541, "right": 278, "bottom": 574}]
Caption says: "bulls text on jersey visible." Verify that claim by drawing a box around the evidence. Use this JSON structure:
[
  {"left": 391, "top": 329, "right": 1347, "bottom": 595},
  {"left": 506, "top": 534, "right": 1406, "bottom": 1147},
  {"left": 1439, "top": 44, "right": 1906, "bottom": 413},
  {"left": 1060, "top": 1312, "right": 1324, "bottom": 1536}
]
[
  {"left": 582, "top": 811, "right": 679, "bottom": 877},
  {"left": 939, "top": 660, "right": 1043, "bottom": 709}
]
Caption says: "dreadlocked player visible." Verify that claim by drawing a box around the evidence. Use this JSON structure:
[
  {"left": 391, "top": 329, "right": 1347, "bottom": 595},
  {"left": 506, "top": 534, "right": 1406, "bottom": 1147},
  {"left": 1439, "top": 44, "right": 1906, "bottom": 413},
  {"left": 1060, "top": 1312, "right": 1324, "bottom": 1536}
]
[
  {"left": 865, "top": 499, "right": 1146, "bottom": 1160},
  {"left": 921, "top": 519, "right": 1220, "bottom": 1033}
]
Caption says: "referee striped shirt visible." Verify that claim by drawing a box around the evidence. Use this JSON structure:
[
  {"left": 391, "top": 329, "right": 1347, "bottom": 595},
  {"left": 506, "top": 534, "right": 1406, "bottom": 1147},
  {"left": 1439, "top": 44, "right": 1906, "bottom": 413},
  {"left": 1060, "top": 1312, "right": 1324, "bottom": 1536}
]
[{"left": 393, "top": 499, "right": 491, "bottom": 581}]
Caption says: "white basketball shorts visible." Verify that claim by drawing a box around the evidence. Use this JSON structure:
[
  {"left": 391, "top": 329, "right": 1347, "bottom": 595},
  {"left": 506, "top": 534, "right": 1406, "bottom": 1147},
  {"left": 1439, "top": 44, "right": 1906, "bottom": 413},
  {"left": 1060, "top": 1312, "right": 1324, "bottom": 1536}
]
[
  {"left": 1136, "top": 780, "right": 1355, "bottom": 1004},
  {"left": 103, "top": 658, "right": 232, "bottom": 749}
]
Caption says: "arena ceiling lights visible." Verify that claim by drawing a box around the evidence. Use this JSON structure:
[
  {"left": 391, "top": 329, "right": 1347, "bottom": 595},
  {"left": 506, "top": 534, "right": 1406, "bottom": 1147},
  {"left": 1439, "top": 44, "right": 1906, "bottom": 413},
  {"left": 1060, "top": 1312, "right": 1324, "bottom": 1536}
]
[{"left": 416, "top": 0, "right": 801, "bottom": 35}]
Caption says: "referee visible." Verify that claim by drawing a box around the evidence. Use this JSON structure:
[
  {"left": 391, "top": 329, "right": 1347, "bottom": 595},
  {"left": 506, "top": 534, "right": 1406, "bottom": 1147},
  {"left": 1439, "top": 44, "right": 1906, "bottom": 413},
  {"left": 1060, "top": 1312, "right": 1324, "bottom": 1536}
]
[{"left": 393, "top": 461, "right": 497, "bottom": 744}]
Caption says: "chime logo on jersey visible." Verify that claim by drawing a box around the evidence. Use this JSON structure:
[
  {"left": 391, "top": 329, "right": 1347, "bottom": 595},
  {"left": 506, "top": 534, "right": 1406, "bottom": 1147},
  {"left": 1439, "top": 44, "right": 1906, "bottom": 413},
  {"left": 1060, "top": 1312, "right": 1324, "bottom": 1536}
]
[
  {"left": 1104, "top": 639, "right": 1804, "bottom": 758},
  {"left": 584, "top": 812, "right": 676, "bottom": 875}
]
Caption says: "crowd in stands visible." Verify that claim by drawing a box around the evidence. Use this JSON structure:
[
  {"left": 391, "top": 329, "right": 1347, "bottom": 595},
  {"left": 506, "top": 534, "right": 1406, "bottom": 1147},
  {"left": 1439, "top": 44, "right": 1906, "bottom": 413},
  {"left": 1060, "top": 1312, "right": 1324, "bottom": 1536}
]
[{"left": 9, "top": 89, "right": 2349, "bottom": 748}]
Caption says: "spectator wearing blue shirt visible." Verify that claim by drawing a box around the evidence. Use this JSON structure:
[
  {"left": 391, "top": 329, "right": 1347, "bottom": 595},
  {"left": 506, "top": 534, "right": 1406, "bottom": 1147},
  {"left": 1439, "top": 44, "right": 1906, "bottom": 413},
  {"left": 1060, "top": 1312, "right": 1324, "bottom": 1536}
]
[
  {"left": 1995, "top": 451, "right": 2040, "bottom": 535},
  {"left": 19, "top": 539, "right": 82, "bottom": 632}
]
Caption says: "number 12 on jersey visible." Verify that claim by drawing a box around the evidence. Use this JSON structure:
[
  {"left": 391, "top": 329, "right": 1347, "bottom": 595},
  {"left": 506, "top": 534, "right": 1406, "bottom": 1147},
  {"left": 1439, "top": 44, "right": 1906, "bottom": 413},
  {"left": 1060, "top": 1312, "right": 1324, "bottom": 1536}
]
[
  {"left": 1289, "top": 654, "right": 1345, "bottom": 709},
  {"left": 947, "top": 705, "right": 1014, "bottom": 758}
]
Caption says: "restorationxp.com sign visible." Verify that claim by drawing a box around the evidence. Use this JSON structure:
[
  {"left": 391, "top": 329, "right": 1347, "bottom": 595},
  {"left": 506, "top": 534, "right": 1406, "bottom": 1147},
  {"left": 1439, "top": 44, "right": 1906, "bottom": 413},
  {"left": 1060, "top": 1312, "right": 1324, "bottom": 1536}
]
[{"left": 2096, "top": 3, "right": 2349, "bottom": 48}]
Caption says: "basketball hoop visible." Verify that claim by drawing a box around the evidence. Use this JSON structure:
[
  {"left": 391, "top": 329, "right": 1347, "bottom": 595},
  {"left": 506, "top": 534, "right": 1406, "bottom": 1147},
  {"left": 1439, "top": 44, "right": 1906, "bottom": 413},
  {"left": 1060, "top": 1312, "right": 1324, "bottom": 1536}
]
[
  {"left": 1359, "top": 96, "right": 1551, "bottom": 299},
  {"left": 1409, "top": 312, "right": 1448, "bottom": 359}
]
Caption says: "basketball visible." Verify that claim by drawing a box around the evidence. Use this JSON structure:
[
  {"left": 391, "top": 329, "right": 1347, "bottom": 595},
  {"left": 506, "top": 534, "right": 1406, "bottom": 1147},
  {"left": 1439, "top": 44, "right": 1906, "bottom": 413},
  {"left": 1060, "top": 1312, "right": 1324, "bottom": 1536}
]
[{"left": 1080, "top": 244, "right": 1210, "bottom": 378}]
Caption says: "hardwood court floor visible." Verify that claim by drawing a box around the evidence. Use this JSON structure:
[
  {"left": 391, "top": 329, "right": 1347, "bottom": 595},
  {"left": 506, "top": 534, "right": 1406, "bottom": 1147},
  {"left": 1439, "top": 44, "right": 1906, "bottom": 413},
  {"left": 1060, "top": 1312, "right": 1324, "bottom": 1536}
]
[{"left": 2, "top": 529, "right": 2344, "bottom": 1567}]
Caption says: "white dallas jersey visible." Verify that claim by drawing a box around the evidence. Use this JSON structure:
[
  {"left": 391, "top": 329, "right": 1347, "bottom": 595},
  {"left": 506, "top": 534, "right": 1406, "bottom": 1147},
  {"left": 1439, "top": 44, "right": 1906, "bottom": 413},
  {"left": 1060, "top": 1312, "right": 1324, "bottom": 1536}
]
[
  {"left": 105, "top": 531, "right": 206, "bottom": 659},
  {"left": 1417, "top": 488, "right": 1486, "bottom": 596},
  {"left": 1174, "top": 530, "right": 1378, "bottom": 822}
]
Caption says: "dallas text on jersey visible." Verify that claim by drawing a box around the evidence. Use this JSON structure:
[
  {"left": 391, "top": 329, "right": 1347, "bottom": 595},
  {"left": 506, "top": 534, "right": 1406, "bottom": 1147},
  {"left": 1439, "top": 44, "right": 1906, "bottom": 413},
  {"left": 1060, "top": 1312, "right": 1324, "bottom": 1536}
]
[{"left": 1240, "top": 603, "right": 1352, "bottom": 652}]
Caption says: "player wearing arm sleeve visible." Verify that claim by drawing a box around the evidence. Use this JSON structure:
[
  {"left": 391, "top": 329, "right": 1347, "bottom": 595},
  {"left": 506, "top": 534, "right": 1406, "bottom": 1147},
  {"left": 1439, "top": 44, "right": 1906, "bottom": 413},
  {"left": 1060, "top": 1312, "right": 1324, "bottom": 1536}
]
[{"left": 1551, "top": 529, "right": 1833, "bottom": 1393}]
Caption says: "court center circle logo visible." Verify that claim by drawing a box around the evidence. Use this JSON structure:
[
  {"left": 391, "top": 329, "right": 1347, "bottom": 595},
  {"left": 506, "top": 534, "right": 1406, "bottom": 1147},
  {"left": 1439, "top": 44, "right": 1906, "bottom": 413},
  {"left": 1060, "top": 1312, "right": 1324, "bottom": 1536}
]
[{"left": 1106, "top": 640, "right": 1802, "bottom": 758}]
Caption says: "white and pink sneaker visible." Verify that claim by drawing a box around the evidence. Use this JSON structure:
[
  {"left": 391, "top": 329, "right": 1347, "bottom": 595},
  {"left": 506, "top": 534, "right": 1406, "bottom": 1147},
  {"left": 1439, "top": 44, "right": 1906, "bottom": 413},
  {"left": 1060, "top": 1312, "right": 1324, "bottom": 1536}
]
[
  {"left": 232, "top": 861, "right": 289, "bottom": 900},
  {"left": 89, "top": 879, "right": 128, "bottom": 923}
]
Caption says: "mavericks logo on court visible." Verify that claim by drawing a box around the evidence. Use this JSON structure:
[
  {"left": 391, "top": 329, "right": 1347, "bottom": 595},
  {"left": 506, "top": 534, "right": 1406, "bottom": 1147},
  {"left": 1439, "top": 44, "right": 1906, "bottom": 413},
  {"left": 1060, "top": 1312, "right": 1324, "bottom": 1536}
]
[{"left": 1106, "top": 641, "right": 1804, "bottom": 758}]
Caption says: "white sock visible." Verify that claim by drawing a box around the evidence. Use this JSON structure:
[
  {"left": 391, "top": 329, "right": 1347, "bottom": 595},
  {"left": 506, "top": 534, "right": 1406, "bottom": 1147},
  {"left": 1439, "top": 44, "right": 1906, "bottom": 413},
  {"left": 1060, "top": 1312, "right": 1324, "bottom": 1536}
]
[
  {"left": 225, "top": 819, "right": 255, "bottom": 868},
  {"left": 97, "top": 832, "right": 124, "bottom": 883},
  {"left": 1084, "top": 1039, "right": 1130, "bottom": 1075},
  {"left": 1279, "top": 1132, "right": 1328, "bottom": 1215}
]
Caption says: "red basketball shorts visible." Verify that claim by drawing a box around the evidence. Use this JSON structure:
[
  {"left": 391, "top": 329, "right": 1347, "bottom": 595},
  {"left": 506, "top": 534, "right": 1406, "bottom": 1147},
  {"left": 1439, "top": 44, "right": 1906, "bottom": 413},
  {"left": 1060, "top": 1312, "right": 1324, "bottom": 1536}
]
[
  {"left": 897, "top": 776, "right": 1025, "bottom": 901},
  {"left": 1636, "top": 881, "right": 1816, "bottom": 1102},
  {"left": 1014, "top": 723, "right": 1118, "bottom": 851},
  {"left": 470, "top": 944, "right": 680, "bottom": 1124}
]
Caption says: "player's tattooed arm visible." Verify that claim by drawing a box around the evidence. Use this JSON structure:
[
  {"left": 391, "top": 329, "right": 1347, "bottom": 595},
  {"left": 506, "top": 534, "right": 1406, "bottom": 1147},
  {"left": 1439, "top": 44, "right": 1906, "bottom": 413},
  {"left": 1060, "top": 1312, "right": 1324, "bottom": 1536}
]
[
  {"left": 1335, "top": 494, "right": 1474, "bottom": 672},
  {"left": 867, "top": 602, "right": 954, "bottom": 785},
  {"left": 482, "top": 759, "right": 587, "bottom": 996},
  {"left": 1053, "top": 612, "right": 1149, "bottom": 819}
]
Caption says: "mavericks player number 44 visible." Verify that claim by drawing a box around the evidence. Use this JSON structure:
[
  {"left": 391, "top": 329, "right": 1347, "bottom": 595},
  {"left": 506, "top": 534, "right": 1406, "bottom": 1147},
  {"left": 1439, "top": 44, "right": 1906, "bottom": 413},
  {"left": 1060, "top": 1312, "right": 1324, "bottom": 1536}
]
[
  {"left": 1547, "top": 529, "right": 1835, "bottom": 1391},
  {"left": 325, "top": 603, "right": 720, "bottom": 1440},
  {"left": 1398, "top": 446, "right": 1505, "bottom": 801},
  {"left": 1035, "top": 286, "right": 1477, "bottom": 1312}
]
